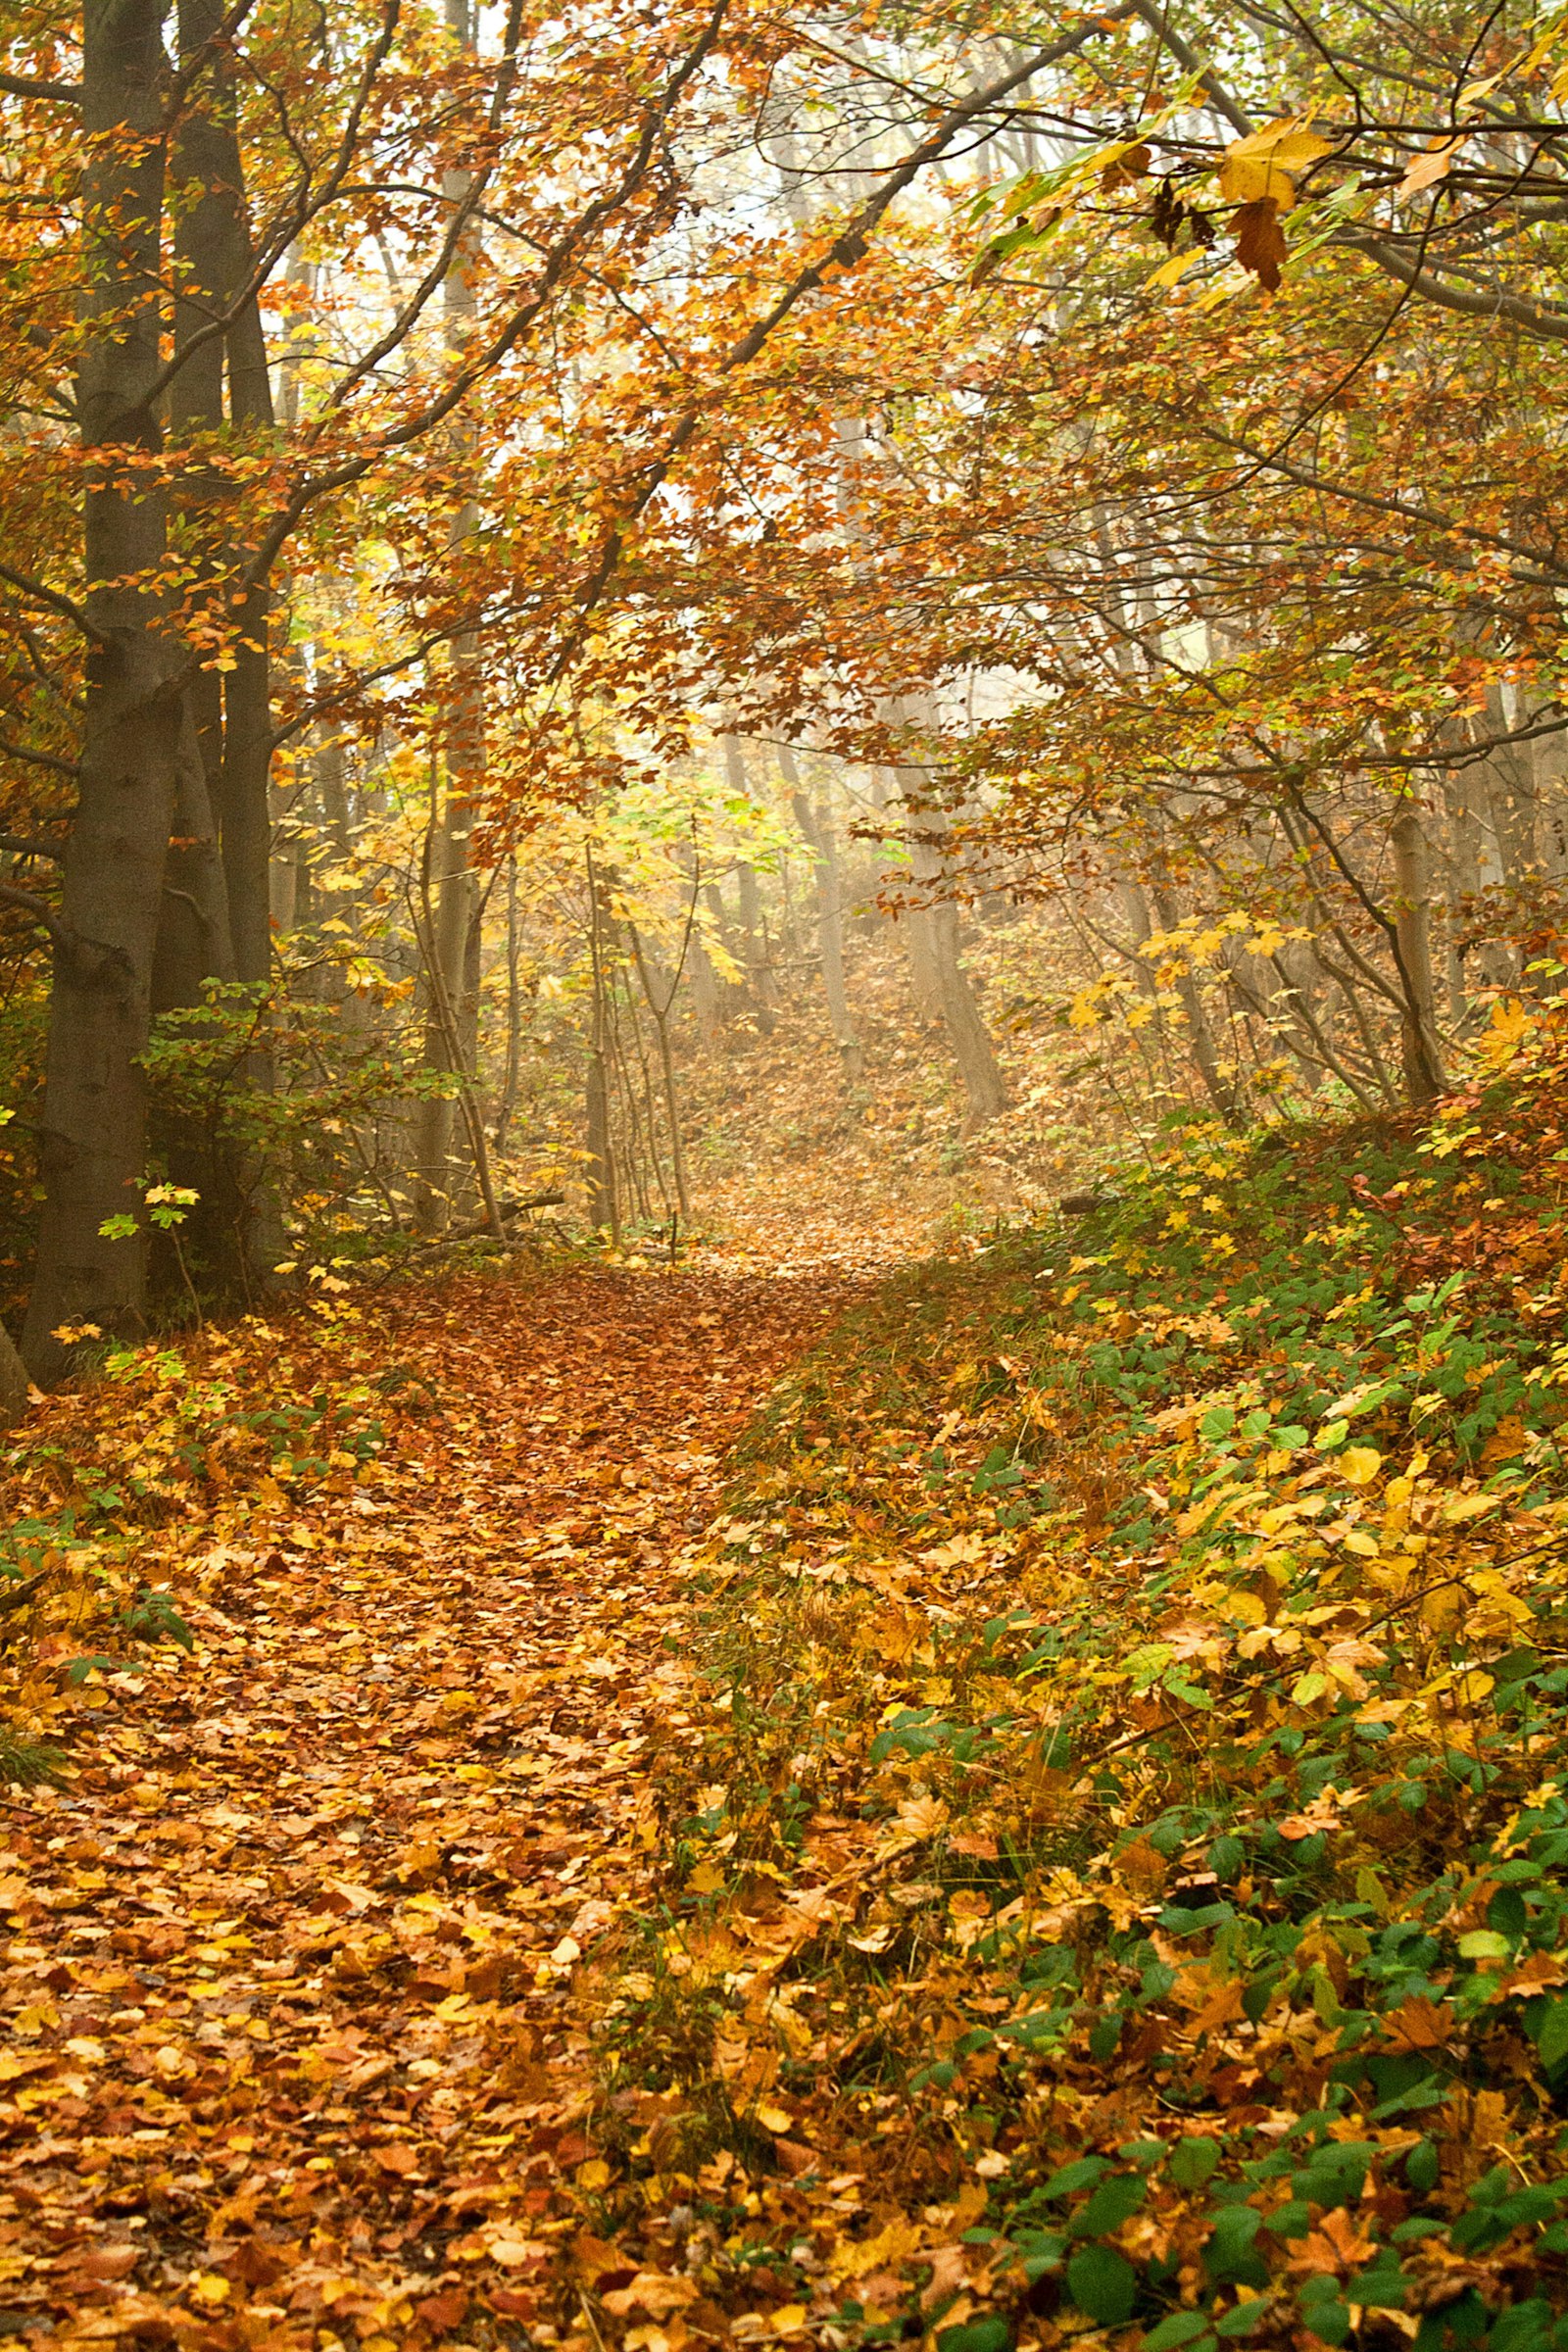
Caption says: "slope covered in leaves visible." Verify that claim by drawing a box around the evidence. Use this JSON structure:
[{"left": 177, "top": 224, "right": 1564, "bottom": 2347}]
[
  {"left": 0, "top": 1265, "right": 847, "bottom": 2348},
  {"left": 582, "top": 1016, "right": 1568, "bottom": 2352}
]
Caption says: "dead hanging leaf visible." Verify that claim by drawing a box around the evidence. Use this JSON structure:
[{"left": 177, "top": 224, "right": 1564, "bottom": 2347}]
[
  {"left": 1101, "top": 141, "right": 1152, "bottom": 192},
  {"left": 1233, "top": 197, "right": 1288, "bottom": 291},
  {"left": 1151, "top": 176, "right": 1186, "bottom": 248},
  {"left": 1397, "top": 136, "right": 1465, "bottom": 199}
]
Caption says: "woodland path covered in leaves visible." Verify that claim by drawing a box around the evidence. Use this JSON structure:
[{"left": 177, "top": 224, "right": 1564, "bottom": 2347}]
[{"left": 1, "top": 1268, "right": 849, "bottom": 2351}]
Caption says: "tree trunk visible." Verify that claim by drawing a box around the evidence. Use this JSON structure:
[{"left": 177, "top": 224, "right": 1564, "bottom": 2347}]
[
  {"left": 412, "top": 777, "right": 479, "bottom": 1232},
  {"left": 164, "top": 0, "right": 275, "bottom": 993},
  {"left": 720, "top": 735, "right": 775, "bottom": 1033},
  {"left": 584, "top": 851, "right": 618, "bottom": 1235},
  {"left": 1149, "top": 882, "right": 1240, "bottom": 1125},
  {"left": 781, "top": 746, "right": 862, "bottom": 1083},
  {"left": 156, "top": 0, "right": 280, "bottom": 1297},
  {"left": 494, "top": 854, "right": 522, "bottom": 1152},
  {"left": 585, "top": 1050, "right": 614, "bottom": 1230},
  {"left": 411, "top": 0, "right": 485, "bottom": 1230},
  {"left": 23, "top": 0, "right": 180, "bottom": 1381},
  {"left": 899, "top": 776, "right": 1007, "bottom": 1126},
  {"left": 152, "top": 704, "right": 236, "bottom": 1016},
  {"left": 0, "top": 1324, "right": 28, "bottom": 1427},
  {"left": 1392, "top": 799, "right": 1446, "bottom": 1102}
]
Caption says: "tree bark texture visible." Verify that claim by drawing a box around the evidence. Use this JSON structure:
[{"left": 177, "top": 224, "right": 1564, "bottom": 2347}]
[
  {"left": 412, "top": 1, "right": 485, "bottom": 1230},
  {"left": 168, "top": 0, "right": 275, "bottom": 991},
  {"left": 23, "top": 0, "right": 181, "bottom": 1380}
]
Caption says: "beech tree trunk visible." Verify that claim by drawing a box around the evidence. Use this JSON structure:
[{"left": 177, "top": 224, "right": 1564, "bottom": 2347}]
[
  {"left": 154, "top": 0, "right": 281, "bottom": 1297},
  {"left": 1392, "top": 800, "right": 1446, "bottom": 1102},
  {"left": 720, "top": 736, "right": 775, "bottom": 1033},
  {"left": 1149, "top": 881, "right": 1240, "bottom": 1125},
  {"left": 781, "top": 745, "right": 862, "bottom": 1082},
  {"left": 899, "top": 775, "right": 1007, "bottom": 1127},
  {"left": 22, "top": 0, "right": 182, "bottom": 1381},
  {"left": 151, "top": 706, "right": 236, "bottom": 1014},
  {"left": 412, "top": 0, "right": 485, "bottom": 1232},
  {"left": 167, "top": 0, "right": 275, "bottom": 992}
]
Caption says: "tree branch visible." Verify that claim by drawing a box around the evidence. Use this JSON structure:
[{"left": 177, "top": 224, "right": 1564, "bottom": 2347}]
[
  {"left": 550, "top": 6, "right": 1135, "bottom": 679},
  {"left": 0, "top": 883, "right": 70, "bottom": 952},
  {"left": 0, "top": 71, "right": 80, "bottom": 103},
  {"left": 0, "top": 564, "right": 102, "bottom": 642},
  {"left": 1339, "top": 226, "right": 1568, "bottom": 343}
]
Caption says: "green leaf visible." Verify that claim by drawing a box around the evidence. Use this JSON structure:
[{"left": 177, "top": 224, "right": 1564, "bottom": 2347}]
[
  {"left": 1457, "top": 1930, "right": 1509, "bottom": 1961},
  {"left": 1066, "top": 2245, "right": 1138, "bottom": 2327},
  {"left": 1346, "top": 2264, "right": 1408, "bottom": 2310},
  {"left": 1076, "top": 2173, "right": 1147, "bottom": 2236},
  {"left": 1214, "top": 2300, "right": 1273, "bottom": 2337},
  {"left": 64, "top": 1654, "right": 128, "bottom": 1686},
  {"left": 1142, "top": 2316, "right": 1211, "bottom": 2351},
  {"left": 1535, "top": 1997, "right": 1568, "bottom": 2070},
  {"left": 937, "top": 2321, "right": 1009, "bottom": 2352},
  {"left": 1169, "top": 2136, "right": 1221, "bottom": 2189},
  {"left": 1043, "top": 2157, "right": 1108, "bottom": 2198}
]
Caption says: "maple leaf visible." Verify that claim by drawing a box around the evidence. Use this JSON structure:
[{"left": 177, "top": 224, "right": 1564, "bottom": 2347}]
[
  {"left": 1383, "top": 1995, "right": 1453, "bottom": 2050},
  {"left": 1233, "top": 197, "right": 1289, "bottom": 290}
]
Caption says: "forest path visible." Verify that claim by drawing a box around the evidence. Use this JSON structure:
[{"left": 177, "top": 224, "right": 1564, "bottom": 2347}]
[{"left": 6, "top": 1266, "right": 851, "bottom": 2351}]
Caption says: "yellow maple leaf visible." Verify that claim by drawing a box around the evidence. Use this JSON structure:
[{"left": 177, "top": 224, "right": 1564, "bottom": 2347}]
[
  {"left": 896, "top": 1790, "right": 951, "bottom": 1842},
  {"left": 1219, "top": 118, "right": 1334, "bottom": 213}
]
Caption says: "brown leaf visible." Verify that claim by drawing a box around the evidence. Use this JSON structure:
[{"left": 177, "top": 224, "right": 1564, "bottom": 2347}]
[
  {"left": 1233, "top": 196, "right": 1288, "bottom": 291},
  {"left": 491, "top": 2287, "right": 538, "bottom": 2318},
  {"left": 1116, "top": 1836, "right": 1169, "bottom": 1892},
  {"left": 949, "top": 1833, "right": 999, "bottom": 1861},
  {"left": 1397, "top": 138, "right": 1463, "bottom": 199},
  {"left": 1101, "top": 142, "right": 1152, "bottom": 192},
  {"left": 1188, "top": 1980, "right": 1246, "bottom": 2037},
  {"left": 220, "top": 2240, "right": 287, "bottom": 2290},
  {"left": 416, "top": 2288, "right": 469, "bottom": 2328},
  {"left": 74, "top": 2245, "right": 140, "bottom": 2281},
  {"left": 1384, "top": 1995, "right": 1452, "bottom": 2050},
  {"left": 573, "top": 2232, "right": 627, "bottom": 2283}
]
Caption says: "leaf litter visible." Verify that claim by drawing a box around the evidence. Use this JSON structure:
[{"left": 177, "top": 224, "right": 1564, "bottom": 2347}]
[{"left": 0, "top": 1265, "right": 848, "bottom": 2350}]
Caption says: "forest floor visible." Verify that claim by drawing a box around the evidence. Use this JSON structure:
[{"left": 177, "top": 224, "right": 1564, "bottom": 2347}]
[
  {"left": 14, "top": 1022, "right": 1568, "bottom": 2352},
  {"left": 0, "top": 1265, "right": 853, "bottom": 2351}
]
